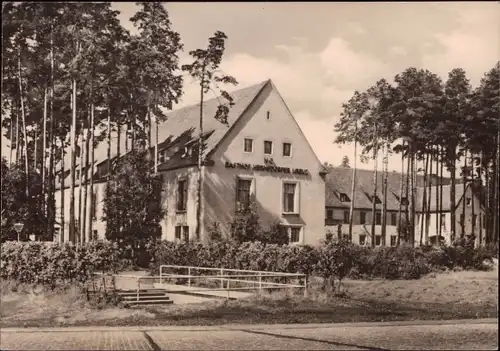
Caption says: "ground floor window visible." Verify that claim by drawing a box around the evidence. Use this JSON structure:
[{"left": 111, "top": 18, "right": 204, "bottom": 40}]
[
  {"left": 175, "top": 225, "right": 189, "bottom": 241},
  {"left": 281, "top": 225, "right": 302, "bottom": 244},
  {"left": 359, "top": 234, "right": 367, "bottom": 246},
  {"left": 390, "top": 235, "right": 397, "bottom": 246},
  {"left": 375, "top": 235, "right": 381, "bottom": 246}
]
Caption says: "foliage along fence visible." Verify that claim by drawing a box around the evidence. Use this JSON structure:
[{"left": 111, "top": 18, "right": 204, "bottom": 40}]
[
  {"left": 0, "top": 241, "right": 122, "bottom": 289},
  {"left": 0, "top": 238, "right": 496, "bottom": 290},
  {"left": 147, "top": 238, "right": 495, "bottom": 282}
]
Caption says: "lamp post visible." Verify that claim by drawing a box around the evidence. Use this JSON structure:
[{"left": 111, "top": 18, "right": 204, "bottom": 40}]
[{"left": 14, "top": 222, "right": 24, "bottom": 242}]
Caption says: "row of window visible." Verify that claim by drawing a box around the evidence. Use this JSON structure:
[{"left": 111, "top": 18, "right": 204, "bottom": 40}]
[
  {"left": 175, "top": 176, "right": 300, "bottom": 214},
  {"left": 236, "top": 177, "right": 298, "bottom": 213},
  {"left": 359, "top": 234, "right": 398, "bottom": 247},
  {"left": 244, "top": 138, "right": 292, "bottom": 157},
  {"left": 326, "top": 209, "right": 398, "bottom": 226}
]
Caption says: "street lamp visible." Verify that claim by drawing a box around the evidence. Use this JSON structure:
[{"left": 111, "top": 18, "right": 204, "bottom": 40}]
[{"left": 14, "top": 222, "right": 24, "bottom": 242}]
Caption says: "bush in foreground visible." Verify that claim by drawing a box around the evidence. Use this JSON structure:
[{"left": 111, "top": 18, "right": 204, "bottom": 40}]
[{"left": 0, "top": 241, "right": 122, "bottom": 288}]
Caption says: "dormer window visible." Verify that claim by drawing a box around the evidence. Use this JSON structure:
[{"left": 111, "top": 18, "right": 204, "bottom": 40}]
[
  {"left": 158, "top": 150, "right": 165, "bottom": 163},
  {"left": 339, "top": 193, "right": 350, "bottom": 202}
]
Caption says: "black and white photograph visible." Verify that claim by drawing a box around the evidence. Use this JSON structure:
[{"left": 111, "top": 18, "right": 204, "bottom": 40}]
[{"left": 0, "top": 2, "right": 498, "bottom": 350}]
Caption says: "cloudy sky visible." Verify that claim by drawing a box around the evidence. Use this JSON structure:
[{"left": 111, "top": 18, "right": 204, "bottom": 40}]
[
  {"left": 2, "top": 2, "right": 498, "bottom": 172},
  {"left": 116, "top": 2, "right": 498, "bottom": 172}
]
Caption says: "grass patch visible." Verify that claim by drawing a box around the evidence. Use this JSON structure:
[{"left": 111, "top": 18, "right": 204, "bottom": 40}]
[{"left": 1, "top": 267, "right": 497, "bottom": 328}]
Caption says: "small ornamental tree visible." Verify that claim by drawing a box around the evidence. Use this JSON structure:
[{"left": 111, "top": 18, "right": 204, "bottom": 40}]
[
  {"left": 230, "top": 200, "right": 261, "bottom": 243},
  {"left": 102, "top": 149, "right": 164, "bottom": 254}
]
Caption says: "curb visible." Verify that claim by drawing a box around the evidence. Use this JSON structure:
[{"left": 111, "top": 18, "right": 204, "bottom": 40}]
[{"left": 1, "top": 318, "right": 497, "bottom": 333}]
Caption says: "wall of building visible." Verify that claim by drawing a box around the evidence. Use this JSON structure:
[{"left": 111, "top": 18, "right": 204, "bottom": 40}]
[
  {"left": 415, "top": 188, "right": 486, "bottom": 246},
  {"left": 54, "top": 180, "right": 107, "bottom": 242},
  {"left": 205, "top": 82, "right": 326, "bottom": 246},
  {"left": 159, "top": 167, "right": 199, "bottom": 241}
]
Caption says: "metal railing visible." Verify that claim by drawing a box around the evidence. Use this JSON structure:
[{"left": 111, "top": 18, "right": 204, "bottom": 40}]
[{"left": 159, "top": 265, "right": 308, "bottom": 298}]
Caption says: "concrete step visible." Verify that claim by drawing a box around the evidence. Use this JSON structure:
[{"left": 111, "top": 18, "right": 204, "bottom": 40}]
[
  {"left": 118, "top": 291, "right": 168, "bottom": 298},
  {"left": 125, "top": 299, "right": 174, "bottom": 306},
  {"left": 121, "top": 295, "right": 169, "bottom": 301}
]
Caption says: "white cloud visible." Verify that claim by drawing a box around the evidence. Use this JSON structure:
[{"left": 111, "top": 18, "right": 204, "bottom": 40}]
[
  {"left": 421, "top": 5, "right": 499, "bottom": 86},
  {"left": 388, "top": 46, "right": 407, "bottom": 57},
  {"left": 319, "top": 38, "right": 389, "bottom": 89}
]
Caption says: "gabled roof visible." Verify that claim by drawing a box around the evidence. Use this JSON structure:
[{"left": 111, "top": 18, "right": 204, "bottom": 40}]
[
  {"left": 55, "top": 80, "right": 270, "bottom": 188},
  {"left": 415, "top": 183, "right": 484, "bottom": 212},
  {"left": 325, "top": 167, "right": 451, "bottom": 211}
]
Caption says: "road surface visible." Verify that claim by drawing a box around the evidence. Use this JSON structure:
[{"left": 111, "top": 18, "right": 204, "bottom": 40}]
[{"left": 1, "top": 319, "right": 497, "bottom": 350}]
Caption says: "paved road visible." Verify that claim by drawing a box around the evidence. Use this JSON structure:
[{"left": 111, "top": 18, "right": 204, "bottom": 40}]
[{"left": 1, "top": 319, "right": 497, "bottom": 350}]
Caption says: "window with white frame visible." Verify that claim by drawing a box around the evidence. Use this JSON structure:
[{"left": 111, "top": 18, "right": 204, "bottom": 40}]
[
  {"left": 282, "top": 226, "right": 302, "bottom": 244},
  {"left": 264, "top": 140, "right": 273, "bottom": 155},
  {"left": 236, "top": 177, "right": 253, "bottom": 208},
  {"left": 177, "top": 179, "right": 188, "bottom": 212},
  {"left": 282, "top": 142, "right": 292, "bottom": 157},
  {"left": 283, "top": 182, "right": 298, "bottom": 213},
  {"left": 244, "top": 138, "right": 253, "bottom": 153}
]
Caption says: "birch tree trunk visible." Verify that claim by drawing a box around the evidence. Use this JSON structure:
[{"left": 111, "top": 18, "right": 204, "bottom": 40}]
[{"left": 348, "top": 122, "right": 357, "bottom": 242}]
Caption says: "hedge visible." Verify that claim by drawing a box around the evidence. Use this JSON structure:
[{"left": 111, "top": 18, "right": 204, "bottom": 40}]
[
  {"left": 0, "top": 241, "right": 122, "bottom": 288},
  {"left": 0, "top": 238, "right": 494, "bottom": 289},
  {"left": 148, "top": 238, "right": 495, "bottom": 281}
]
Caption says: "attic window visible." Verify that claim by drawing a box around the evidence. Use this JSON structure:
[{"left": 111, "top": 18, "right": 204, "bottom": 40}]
[
  {"left": 158, "top": 150, "right": 165, "bottom": 163},
  {"left": 466, "top": 198, "right": 472, "bottom": 206},
  {"left": 266, "top": 111, "right": 271, "bottom": 120},
  {"left": 339, "top": 193, "right": 350, "bottom": 202},
  {"left": 371, "top": 195, "right": 382, "bottom": 204}
]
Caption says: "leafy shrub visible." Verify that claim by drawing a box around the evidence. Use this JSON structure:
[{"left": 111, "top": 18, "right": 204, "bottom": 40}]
[{"left": 0, "top": 241, "right": 122, "bottom": 288}]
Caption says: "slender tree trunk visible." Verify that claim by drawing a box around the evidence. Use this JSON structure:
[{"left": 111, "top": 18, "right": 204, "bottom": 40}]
[
  {"left": 15, "top": 104, "right": 19, "bottom": 164},
  {"left": 439, "top": 146, "right": 444, "bottom": 238},
  {"left": 348, "top": 122, "right": 358, "bottom": 242},
  {"left": 371, "top": 132, "right": 378, "bottom": 248},
  {"left": 462, "top": 149, "right": 467, "bottom": 238},
  {"left": 478, "top": 152, "right": 483, "bottom": 245},
  {"left": 147, "top": 107, "right": 152, "bottom": 151},
  {"left": 9, "top": 102, "right": 14, "bottom": 164},
  {"left": 485, "top": 162, "right": 491, "bottom": 244},
  {"left": 450, "top": 147, "right": 457, "bottom": 242},
  {"left": 426, "top": 147, "right": 433, "bottom": 244},
  {"left": 155, "top": 112, "right": 159, "bottom": 173},
  {"left": 420, "top": 151, "right": 429, "bottom": 245},
  {"left": 471, "top": 153, "right": 476, "bottom": 246},
  {"left": 397, "top": 144, "right": 405, "bottom": 246},
  {"left": 409, "top": 145, "right": 416, "bottom": 247},
  {"left": 60, "top": 137, "right": 65, "bottom": 243},
  {"left": 125, "top": 118, "right": 129, "bottom": 153},
  {"left": 117, "top": 120, "right": 121, "bottom": 158},
  {"left": 436, "top": 147, "right": 441, "bottom": 238},
  {"left": 82, "top": 111, "right": 91, "bottom": 243},
  {"left": 107, "top": 108, "right": 111, "bottom": 180},
  {"left": 78, "top": 129, "right": 84, "bottom": 244},
  {"left": 34, "top": 127, "right": 38, "bottom": 173},
  {"left": 18, "top": 52, "right": 29, "bottom": 196},
  {"left": 196, "top": 78, "right": 206, "bottom": 241},
  {"left": 404, "top": 147, "right": 411, "bottom": 244},
  {"left": 42, "top": 87, "right": 48, "bottom": 215},
  {"left": 46, "top": 25, "right": 55, "bottom": 241},
  {"left": 381, "top": 144, "right": 388, "bottom": 246},
  {"left": 69, "top": 78, "right": 77, "bottom": 244},
  {"left": 88, "top": 104, "right": 95, "bottom": 241}
]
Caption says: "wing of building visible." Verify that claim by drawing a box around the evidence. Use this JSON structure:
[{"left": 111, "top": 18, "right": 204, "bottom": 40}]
[
  {"left": 324, "top": 166, "right": 486, "bottom": 246},
  {"left": 54, "top": 80, "right": 327, "bottom": 245}
]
